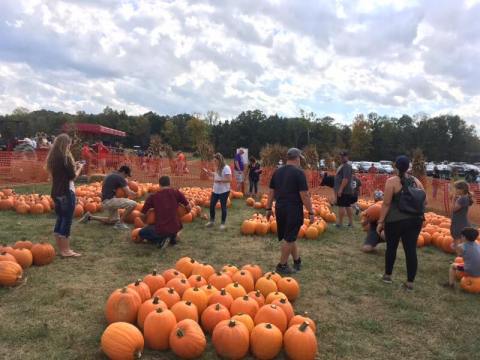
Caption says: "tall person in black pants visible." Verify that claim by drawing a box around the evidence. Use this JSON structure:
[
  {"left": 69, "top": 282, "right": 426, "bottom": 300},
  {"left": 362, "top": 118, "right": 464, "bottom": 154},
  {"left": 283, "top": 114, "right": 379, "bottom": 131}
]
[
  {"left": 376, "top": 156, "right": 426, "bottom": 291},
  {"left": 266, "top": 148, "right": 314, "bottom": 275},
  {"left": 204, "top": 153, "right": 232, "bottom": 230},
  {"left": 247, "top": 156, "right": 262, "bottom": 198}
]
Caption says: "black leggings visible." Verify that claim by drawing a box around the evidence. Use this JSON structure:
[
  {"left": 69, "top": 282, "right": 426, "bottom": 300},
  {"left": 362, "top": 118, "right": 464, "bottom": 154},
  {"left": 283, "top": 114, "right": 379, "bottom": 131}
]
[
  {"left": 384, "top": 218, "right": 423, "bottom": 282},
  {"left": 210, "top": 191, "right": 229, "bottom": 224},
  {"left": 249, "top": 180, "right": 258, "bottom": 194}
]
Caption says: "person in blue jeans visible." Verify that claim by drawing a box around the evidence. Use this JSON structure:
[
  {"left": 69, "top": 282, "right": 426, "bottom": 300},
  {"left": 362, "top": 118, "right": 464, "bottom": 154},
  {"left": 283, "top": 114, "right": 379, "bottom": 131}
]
[
  {"left": 46, "top": 134, "right": 84, "bottom": 257},
  {"left": 204, "top": 153, "right": 231, "bottom": 230}
]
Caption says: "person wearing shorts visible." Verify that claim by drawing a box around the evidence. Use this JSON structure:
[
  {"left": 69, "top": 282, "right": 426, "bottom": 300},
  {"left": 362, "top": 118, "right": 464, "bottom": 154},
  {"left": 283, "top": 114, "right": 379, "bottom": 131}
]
[
  {"left": 266, "top": 148, "right": 314, "bottom": 275},
  {"left": 334, "top": 151, "right": 354, "bottom": 227},
  {"left": 444, "top": 227, "right": 480, "bottom": 289},
  {"left": 138, "top": 176, "right": 190, "bottom": 248},
  {"left": 78, "top": 165, "right": 137, "bottom": 230}
]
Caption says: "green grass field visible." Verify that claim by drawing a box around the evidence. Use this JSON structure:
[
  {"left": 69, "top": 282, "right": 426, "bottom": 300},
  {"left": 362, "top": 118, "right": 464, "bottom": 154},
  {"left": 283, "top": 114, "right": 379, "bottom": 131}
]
[{"left": 1, "top": 184, "right": 479, "bottom": 359}]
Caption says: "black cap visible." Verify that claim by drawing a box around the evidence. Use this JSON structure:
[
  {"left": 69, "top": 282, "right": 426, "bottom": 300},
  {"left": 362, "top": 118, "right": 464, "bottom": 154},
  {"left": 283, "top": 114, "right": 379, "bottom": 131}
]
[
  {"left": 118, "top": 165, "right": 132, "bottom": 177},
  {"left": 395, "top": 155, "right": 410, "bottom": 173}
]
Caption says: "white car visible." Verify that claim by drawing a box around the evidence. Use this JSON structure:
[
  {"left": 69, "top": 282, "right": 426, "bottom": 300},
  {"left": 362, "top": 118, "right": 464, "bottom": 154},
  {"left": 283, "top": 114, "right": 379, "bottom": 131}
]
[{"left": 382, "top": 164, "right": 394, "bottom": 174}]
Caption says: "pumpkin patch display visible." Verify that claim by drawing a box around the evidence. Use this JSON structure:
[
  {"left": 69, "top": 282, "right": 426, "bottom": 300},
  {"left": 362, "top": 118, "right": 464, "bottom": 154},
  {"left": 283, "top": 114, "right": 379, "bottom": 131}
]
[{"left": 100, "top": 257, "right": 315, "bottom": 359}]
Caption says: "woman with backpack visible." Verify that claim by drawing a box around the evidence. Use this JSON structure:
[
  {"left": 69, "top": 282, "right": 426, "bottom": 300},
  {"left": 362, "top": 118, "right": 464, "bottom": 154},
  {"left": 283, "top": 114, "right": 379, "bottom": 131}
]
[{"left": 376, "top": 156, "right": 426, "bottom": 291}]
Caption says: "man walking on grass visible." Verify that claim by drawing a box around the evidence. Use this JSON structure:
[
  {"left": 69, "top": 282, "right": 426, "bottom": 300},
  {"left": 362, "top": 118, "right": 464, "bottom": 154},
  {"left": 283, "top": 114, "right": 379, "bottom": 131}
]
[{"left": 266, "top": 148, "right": 315, "bottom": 275}]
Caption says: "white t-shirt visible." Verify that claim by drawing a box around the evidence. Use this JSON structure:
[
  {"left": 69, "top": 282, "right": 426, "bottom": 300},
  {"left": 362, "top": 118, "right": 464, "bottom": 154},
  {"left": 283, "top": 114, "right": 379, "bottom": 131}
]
[{"left": 213, "top": 165, "right": 232, "bottom": 194}]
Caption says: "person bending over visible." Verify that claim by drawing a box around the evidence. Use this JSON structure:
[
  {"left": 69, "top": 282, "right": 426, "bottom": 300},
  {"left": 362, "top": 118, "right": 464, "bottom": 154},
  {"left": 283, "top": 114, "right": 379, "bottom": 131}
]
[
  {"left": 361, "top": 191, "right": 384, "bottom": 253},
  {"left": 79, "top": 165, "right": 137, "bottom": 229},
  {"left": 138, "top": 176, "right": 191, "bottom": 248}
]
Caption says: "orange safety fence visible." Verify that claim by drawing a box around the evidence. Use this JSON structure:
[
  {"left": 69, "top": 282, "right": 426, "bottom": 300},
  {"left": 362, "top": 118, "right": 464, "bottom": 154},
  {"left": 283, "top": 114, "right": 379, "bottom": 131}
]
[{"left": 1, "top": 152, "right": 480, "bottom": 224}]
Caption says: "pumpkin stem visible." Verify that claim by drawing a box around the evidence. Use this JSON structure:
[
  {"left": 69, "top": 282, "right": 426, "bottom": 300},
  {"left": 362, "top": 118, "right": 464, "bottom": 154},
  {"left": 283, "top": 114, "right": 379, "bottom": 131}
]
[
  {"left": 228, "top": 320, "right": 236, "bottom": 327},
  {"left": 152, "top": 269, "right": 157, "bottom": 275},
  {"left": 242, "top": 295, "right": 249, "bottom": 301},
  {"left": 299, "top": 321, "right": 310, "bottom": 332},
  {"left": 280, "top": 298, "right": 287, "bottom": 304},
  {"left": 156, "top": 307, "right": 164, "bottom": 313},
  {"left": 215, "top": 303, "right": 221, "bottom": 310},
  {"left": 255, "top": 290, "right": 261, "bottom": 297},
  {"left": 168, "top": 288, "right": 175, "bottom": 294},
  {"left": 193, "top": 287, "right": 199, "bottom": 291},
  {"left": 134, "top": 279, "right": 141, "bottom": 286},
  {"left": 266, "top": 323, "right": 272, "bottom": 329},
  {"left": 190, "top": 258, "right": 195, "bottom": 264},
  {"left": 121, "top": 287, "right": 128, "bottom": 293},
  {"left": 180, "top": 279, "right": 186, "bottom": 284},
  {"left": 176, "top": 329, "right": 184, "bottom": 338},
  {"left": 186, "top": 301, "right": 192, "bottom": 306},
  {"left": 220, "top": 289, "right": 226, "bottom": 295},
  {"left": 196, "top": 276, "right": 201, "bottom": 281},
  {"left": 152, "top": 296, "right": 159, "bottom": 304}
]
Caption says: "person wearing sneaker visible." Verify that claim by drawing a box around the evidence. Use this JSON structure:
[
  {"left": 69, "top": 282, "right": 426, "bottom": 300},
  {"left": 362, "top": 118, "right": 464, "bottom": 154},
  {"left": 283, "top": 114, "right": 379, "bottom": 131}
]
[
  {"left": 334, "top": 151, "right": 355, "bottom": 227},
  {"left": 137, "top": 176, "right": 190, "bottom": 248},
  {"left": 47, "top": 134, "right": 84, "bottom": 257},
  {"left": 78, "top": 165, "right": 137, "bottom": 229},
  {"left": 444, "top": 227, "right": 480, "bottom": 289},
  {"left": 377, "top": 156, "right": 426, "bottom": 291},
  {"left": 351, "top": 170, "right": 362, "bottom": 216},
  {"left": 266, "top": 148, "right": 314, "bottom": 275},
  {"left": 204, "top": 153, "right": 231, "bottom": 230}
]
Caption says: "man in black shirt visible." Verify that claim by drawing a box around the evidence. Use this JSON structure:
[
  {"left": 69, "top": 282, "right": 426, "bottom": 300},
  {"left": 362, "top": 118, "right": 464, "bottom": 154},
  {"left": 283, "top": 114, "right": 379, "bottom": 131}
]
[
  {"left": 79, "top": 165, "right": 137, "bottom": 229},
  {"left": 266, "top": 148, "right": 315, "bottom": 274}
]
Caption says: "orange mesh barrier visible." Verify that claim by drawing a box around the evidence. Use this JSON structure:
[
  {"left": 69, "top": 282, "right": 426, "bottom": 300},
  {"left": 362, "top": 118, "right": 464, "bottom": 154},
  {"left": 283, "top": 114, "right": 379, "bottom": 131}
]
[{"left": 1, "top": 152, "right": 479, "bottom": 224}]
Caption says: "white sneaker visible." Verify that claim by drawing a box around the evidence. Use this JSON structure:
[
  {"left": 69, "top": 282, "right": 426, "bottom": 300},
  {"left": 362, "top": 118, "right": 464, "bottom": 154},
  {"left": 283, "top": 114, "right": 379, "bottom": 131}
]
[
  {"left": 114, "top": 222, "right": 130, "bottom": 230},
  {"left": 205, "top": 222, "right": 214, "bottom": 228},
  {"left": 220, "top": 224, "right": 226, "bottom": 230}
]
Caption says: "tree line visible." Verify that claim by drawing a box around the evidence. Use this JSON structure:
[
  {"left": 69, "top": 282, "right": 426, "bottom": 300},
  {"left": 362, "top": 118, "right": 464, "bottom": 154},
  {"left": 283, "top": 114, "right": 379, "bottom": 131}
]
[{"left": 1, "top": 107, "right": 479, "bottom": 162}]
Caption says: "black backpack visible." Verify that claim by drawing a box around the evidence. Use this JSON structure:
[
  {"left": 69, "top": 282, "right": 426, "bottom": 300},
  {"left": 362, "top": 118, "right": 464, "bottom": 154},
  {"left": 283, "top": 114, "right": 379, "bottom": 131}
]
[{"left": 398, "top": 176, "right": 426, "bottom": 216}]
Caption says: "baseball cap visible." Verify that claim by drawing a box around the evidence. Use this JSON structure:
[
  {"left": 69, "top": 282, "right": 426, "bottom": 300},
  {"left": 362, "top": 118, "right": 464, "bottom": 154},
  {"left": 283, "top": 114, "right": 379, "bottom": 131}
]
[
  {"left": 118, "top": 165, "right": 132, "bottom": 177},
  {"left": 287, "top": 148, "right": 305, "bottom": 160},
  {"left": 395, "top": 155, "right": 410, "bottom": 173}
]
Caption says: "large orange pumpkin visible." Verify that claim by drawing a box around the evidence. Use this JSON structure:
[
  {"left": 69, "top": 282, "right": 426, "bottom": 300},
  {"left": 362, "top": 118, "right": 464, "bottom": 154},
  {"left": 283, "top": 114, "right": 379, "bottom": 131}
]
[
  {"left": 137, "top": 297, "right": 167, "bottom": 330},
  {"left": 182, "top": 287, "right": 208, "bottom": 315},
  {"left": 201, "top": 303, "right": 231, "bottom": 333},
  {"left": 250, "top": 323, "right": 283, "bottom": 360},
  {"left": 284, "top": 322, "right": 317, "bottom": 360},
  {"left": 171, "top": 300, "right": 199, "bottom": 322},
  {"left": 0, "top": 260, "right": 23, "bottom": 286},
  {"left": 143, "top": 270, "right": 165, "bottom": 294},
  {"left": 212, "top": 319, "right": 250, "bottom": 360},
  {"left": 153, "top": 287, "right": 181, "bottom": 308},
  {"left": 31, "top": 242, "right": 55, "bottom": 266},
  {"left": 101, "top": 322, "right": 144, "bottom": 360},
  {"left": 230, "top": 295, "right": 259, "bottom": 319},
  {"left": 0, "top": 252, "right": 17, "bottom": 263},
  {"left": 208, "top": 288, "right": 234, "bottom": 309},
  {"left": 254, "top": 304, "right": 287, "bottom": 333},
  {"left": 365, "top": 203, "right": 381, "bottom": 221},
  {"left": 242, "top": 264, "right": 263, "bottom": 282},
  {"left": 255, "top": 276, "right": 278, "bottom": 297},
  {"left": 144, "top": 308, "right": 177, "bottom": 350},
  {"left": 277, "top": 277, "right": 300, "bottom": 302},
  {"left": 232, "top": 270, "right": 255, "bottom": 293},
  {"left": 105, "top": 287, "right": 142, "bottom": 324},
  {"left": 208, "top": 272, "right": 233, "bottom": 290},
  {"left": 127, "top": 280, "right": 151, "bottom": 303},
  {"left": 460, "top": 276, "right": 480, "bottom": 293},
  {"left": 11, "top": 248, "right": 33, "bottom": 269},
  {"left": 175, "top": 257, "right": 198, "bottom": 277},
  {"left": 169, "top": 319, "right": 206, "bottom": 359},
  {"left": 13, "top": 240, "right": 33, "bottom": 250}
]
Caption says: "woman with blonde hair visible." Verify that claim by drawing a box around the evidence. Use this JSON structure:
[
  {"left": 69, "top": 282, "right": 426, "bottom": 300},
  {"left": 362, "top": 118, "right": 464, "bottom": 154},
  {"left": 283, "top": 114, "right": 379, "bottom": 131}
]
[
  {"left": 203, "top": 153, "right": 232, "bottom": 230},
  {"left": 46, "top": 133, "right": 83, "bottom": 257}
]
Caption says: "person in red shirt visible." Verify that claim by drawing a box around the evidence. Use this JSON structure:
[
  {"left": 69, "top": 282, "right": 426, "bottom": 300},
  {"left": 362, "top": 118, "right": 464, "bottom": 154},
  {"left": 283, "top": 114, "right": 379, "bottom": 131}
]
[
  {"left": 96, "top": 141, "right": 109, "bottom": 174},
  {"left": 81, "top": 143, "right": 92, "bottom": 174},
  {"left": 139, "top": 176, "right": 190, "bottom": 247}
]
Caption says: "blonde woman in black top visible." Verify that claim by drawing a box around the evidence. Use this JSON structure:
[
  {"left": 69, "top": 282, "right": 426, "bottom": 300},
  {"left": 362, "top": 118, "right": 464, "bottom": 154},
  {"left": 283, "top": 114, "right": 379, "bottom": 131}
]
[{"left": 46, "top": 134, "right": 83, "bottom": 257}]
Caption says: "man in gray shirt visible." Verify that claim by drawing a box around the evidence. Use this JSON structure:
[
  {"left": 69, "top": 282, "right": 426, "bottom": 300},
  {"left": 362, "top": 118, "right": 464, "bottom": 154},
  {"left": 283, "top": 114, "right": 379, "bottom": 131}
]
[{"left": 334, "top": 151, "right": 354, "bottom": 227}]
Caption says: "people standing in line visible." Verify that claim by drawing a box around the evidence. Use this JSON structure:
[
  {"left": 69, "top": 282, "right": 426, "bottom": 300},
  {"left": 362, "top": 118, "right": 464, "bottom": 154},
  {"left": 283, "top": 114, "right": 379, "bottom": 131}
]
[
  {"left": 334, "top": 151, "right": 354, "bottom": 227},
  {"left": 138, "top": 176, "right": 190, "bottom": 248},
  {"left": 46, "top": 134, "right": 83, "bottom": 257},
  {"left": 205, "top": 153, "right": 232, "bottom": 230},
  {"left": 96, "top": 140, "right": 109, "bottom": 174},
  {"left": 247, "top": 156, "right": 262, "bottom": 199},
  {"left": 444, "top": 227, "right": 480, "bottom": 289},
  {"left": 234, "top": 149, "right": 245, "bottom": 193},
  {"left": 450, "top": 181, "right": 473, "bottom": 248},
  {"left": 266, "top": 148, "right": 314, "bottom": 275},
  {"left": 78, "top": 165, "right": 137, "bottom": 229},
  {"left": 377, "top": 156, "right": 426, "bottom": 291}
]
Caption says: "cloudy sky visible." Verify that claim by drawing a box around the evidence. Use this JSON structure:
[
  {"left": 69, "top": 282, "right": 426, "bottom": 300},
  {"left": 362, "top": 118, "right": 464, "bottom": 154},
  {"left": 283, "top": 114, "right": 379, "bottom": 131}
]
[{"left": 0, "top": 0, "right": 479, "bottom": 125}]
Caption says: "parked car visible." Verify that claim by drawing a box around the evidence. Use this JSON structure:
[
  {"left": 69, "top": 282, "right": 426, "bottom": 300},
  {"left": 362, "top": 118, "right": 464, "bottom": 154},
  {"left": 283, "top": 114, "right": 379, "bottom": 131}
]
[
  {"left": 449, "top": 162, "right": 467, "bottom": 176},
  {"left": 373, "top": 162, "right": 386, "bottom": 174},
  {"left": 426, "top": 162, "right": 435, "bottom": 176},
  {"left": 379, "top": 160, "right": 393, "bottom": 167},
  {"left": 381, "top": 164, "right": 394, "bottom": 174},
  {"left": 358, "top": 162, "right": 371, "bottom": 173}
]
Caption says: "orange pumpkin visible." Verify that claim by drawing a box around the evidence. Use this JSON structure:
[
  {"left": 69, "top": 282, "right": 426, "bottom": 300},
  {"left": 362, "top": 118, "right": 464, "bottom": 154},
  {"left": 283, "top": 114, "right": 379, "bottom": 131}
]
[
  {"left": 105, "top": 287, "right": 142, "bottom": 324},
  {"left": 144, "top": 308, "right": 177, "bottom": 351},
  {"left": 175, "top": 257, "right": 198, "bottom": 277},
  {"left": 242, "top": 264, "right": 263, "bottom": 282},
  {"left": 0, "top": 260, "right": 23, "bottom": 286},
  {"left": 13, "top": 240, "right": 33, "bottom": 250},
  {"left": 154, "top": 287, "right": 181, "bottom": 308},
  {"left": 127, "top": 280, "right": 151, "bottom": 303},
  {"left": 137, "top": 296, "right": 167, "bottom": 330},
  {"left": 201, "top": 303, "right": 231, "bottom": 333},
  {"left": 284, "top": 322, "right": 317, "bottom": 360},
  {"left": 101, "top": 322, "right": 144, "bottom": 360},
  {"left": 212, "top": 319, "right": 250, "bottom": 360},
  {"left": 289, "top": 314, "right": 317, "bottom": 333},
  {"left": 254, "top": 304, "right": 287, "bottom": 333},
  {"left": 208, "top": 288, "right": 234, "bottom": 309},
  {"left": 182, "top": 287, "right": 208, "bottom": 315},
  {"left": 255, "top": 276, "right": 278, "bottom": 297},
  {"left": 230, "top": 295, "right": 259, "bottom": 319},
  {"left": 250, "top": 323, "right": 283, "bottom": 360},
  {"left": 169, "top": 319, "right": 206, "bottom": 359},
  {"left": 248, "top": 290, "right": 266, "bottom": 307},
  {"left": 208, "top": 272, "right": 233, "bottom": 290},
  {"left": 171, "top": 300, "right": 199, "bottom": 322},
  {"left": 10, "top": 248, "right": 33, "bottom": 269},
  {"left": 0, "top": 252, "right": 17, "bottom": 263},
  {"left": 232, "top": 270, "right": 255, "bottom": 293},
  {"left": 231, "top": 313, "right": 255, "bottom": 333},
  {"left": 277, "top": 277, "right": 300, "bottom": 302},
  {"left": 31, "top": 242, "right": 55, "bottom": 266},
  {"left": 143, "top": 270, "right": 165, "bottom": 294}
]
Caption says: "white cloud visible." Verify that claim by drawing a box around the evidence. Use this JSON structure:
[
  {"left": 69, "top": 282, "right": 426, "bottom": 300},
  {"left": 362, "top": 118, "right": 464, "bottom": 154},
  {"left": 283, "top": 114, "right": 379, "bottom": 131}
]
[{"left": 0, "top": 0, "right": 478, "bottom": 127}]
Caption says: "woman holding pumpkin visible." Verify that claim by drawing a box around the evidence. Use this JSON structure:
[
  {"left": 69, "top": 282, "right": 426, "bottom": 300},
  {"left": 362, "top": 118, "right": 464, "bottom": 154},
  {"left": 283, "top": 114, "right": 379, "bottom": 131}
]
[
  {"left": 204, "top": 153, "right": 231, "bottom": 230},
  {"left": 46, "top": 134, "right": 84, "bottom": 257}
]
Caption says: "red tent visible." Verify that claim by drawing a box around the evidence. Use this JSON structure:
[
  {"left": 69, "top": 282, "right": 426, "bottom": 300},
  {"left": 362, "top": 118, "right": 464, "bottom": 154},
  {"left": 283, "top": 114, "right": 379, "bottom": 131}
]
[{"left": 62, "top": 123, "right": 126, "bottom": 137}]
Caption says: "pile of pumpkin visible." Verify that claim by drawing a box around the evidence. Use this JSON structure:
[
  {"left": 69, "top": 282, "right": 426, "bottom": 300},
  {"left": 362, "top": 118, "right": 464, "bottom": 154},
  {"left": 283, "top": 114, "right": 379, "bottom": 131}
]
[
  {"left": 361, "top": 203, "right": 480, "bottom": 293},
  {"left": 101, "top": 257, "right": 317, "bottom": 360},
  {"left": 0, "top": 241, "right": 56, "bottom": 287},
  {"left": 246, "top": 194, "right": 337, "bottom": 223},
  {"left": 241, "top": 213, "right": 328, "bottom": 240},
  {"left": 0, "top": 188, "right": 55, "bottom": 215}
]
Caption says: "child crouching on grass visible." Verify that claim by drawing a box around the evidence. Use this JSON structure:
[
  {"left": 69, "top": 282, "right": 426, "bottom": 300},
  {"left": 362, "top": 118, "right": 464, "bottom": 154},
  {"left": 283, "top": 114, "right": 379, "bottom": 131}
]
[
  {"left": 361, "top": 190, "right": 384, "bottom": 253},
  {"left": 444, "top": 227, "right": 480, "bottom": 289}
]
